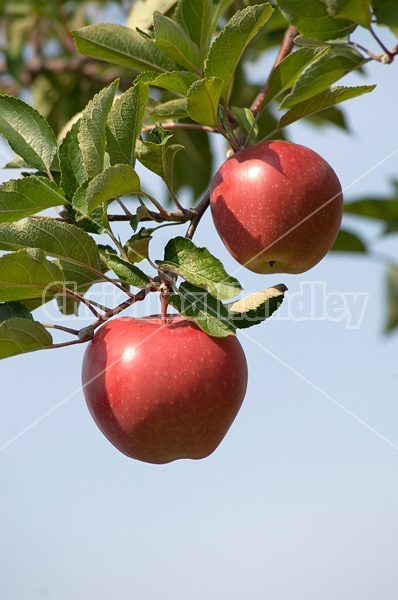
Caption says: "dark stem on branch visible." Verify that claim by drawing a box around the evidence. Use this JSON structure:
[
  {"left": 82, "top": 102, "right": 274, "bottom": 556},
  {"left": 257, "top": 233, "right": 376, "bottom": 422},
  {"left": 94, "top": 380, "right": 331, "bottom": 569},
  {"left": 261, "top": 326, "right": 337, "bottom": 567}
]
[{"left": 185, "top": 191, "right": 211, "bottom": 239}]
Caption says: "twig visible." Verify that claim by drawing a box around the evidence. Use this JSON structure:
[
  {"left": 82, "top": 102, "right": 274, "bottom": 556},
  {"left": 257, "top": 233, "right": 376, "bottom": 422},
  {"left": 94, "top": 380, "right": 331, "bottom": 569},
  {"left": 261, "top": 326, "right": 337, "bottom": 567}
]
[
  {"left": 369, "top": 23, "right": 396, "bottom": 63},
  {"left": 26, "top": 338, "right": 89, "bottom": 354},
  {"left": 348, "top": 41, "right": 392, "bottom": 63},
  {"left": 77, "top": 284, "right": 156, "bottom": 340},
  {"left": 107, "top": 208, "right": 193, "bottom": 223},
  {"left": 185, "top": 191, "right": 210, "bottom": 239},
  {"left": 61, "top": 288, "right": 100, "bottom": 317},
  {"left": 42, "top": 323, "right": 80, "bottom": 336},
  {"left": 116, "top": 198, "right": 132, "bottom": 217}
]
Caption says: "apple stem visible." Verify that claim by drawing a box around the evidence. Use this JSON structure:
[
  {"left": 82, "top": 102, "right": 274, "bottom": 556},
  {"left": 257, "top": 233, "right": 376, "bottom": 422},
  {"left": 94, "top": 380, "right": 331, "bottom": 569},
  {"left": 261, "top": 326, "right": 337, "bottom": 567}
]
[{"left": 160, "top": 293, "right": 169, "bottom": 323}]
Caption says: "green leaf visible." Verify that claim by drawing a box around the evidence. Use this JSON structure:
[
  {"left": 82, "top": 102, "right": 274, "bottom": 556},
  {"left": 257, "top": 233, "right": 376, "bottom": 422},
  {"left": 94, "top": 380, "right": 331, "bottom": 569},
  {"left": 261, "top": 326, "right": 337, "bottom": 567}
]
[
  {"left": 66, "top": 193, "right": 107, "bottom": 236},
  {"left": 275, "top": 0, "right": 356, "bottom": 40},
  {"left": 371, "top": 0, "right": 398, "bottom": 29},
  {"left": 0, "top": 301, "right": 33, "bottom": 323},
  {"left": 0, "top": 318, "right": 52, "bottom": 359},
  {"left": 280, "top": 46, "right": 367, "bottom": 108},
  {"left": 205, "top": 4, "right": 274, "bottom": 100},
  {"left": 231, "top": 106, "right": 258, "bottom": 144},
  {"left": 78, "top": 80, "right": 119, "bottom": 180},
  {"left": 127, "top": 0, "right": 178, "bottom": 30},
  {"left": 104, "top": 253, "right": 150, "bottom": 287},
  {"left": 293, "top": 36, "right": 331, "bottom": 48},
  {"left": 129, "top": 205, "right": 151, "bottom": 232},
  {"left": 186, "top": 77, "right": 223, "bottom": 126},
  {"left": 266, "top": 47, "right": 327, "bottom": 104},
  {"left": 344, "top": 197, "right": 398, "bottom": 221},
  {"left": 125, "top": 228, "right": 153, "bottom": 263},
  {"left": 277, "top": 85, "right": 376, "bottom": 129},
  {"left": 174, "top": 0, "right": 221, "bottom": 61},
  {"left": 0, "top": 176, "right": 66, "bottom": 223},
  {"left": 136, "top": 129, "right": 183, "bottom": 182},
  {"left": 0, "top": 94, "right": 57, "bottom": 171},
  {"left": 72, "top": 24, "right": 177, "bottom": 72},
  {"left": 325, "top": 0, "right": 371, "bottom": 28},
  {"left": 150, "top": 98, "right": 189, "bottom": 120},
  {"left": 59, "top": 119, "right": 87, "bottom": 201},
  {"left": 157, "top": 236, "right": 242, "bottom": 300},
  {"left": 73, "top": 164, "right": 141, "bottom": 218},
  {"left": 226, "top": 284, "right": 287, "bottom": 329},
  {"left": 137, "top": 71, "right": 200, "bottom": 95},
  {"left": 153, "top": 11, "right": 201, "bottom": 72},
  {"left": 386, "top": 266, "right": 398, "bottom": 333},
  {"left": 167, "top": 281, "right": 235, "bottom": 337},
  {"left": 0, "top": 218, "right": 103, "bottom": 292},
  {"left": 106, "top": 82, "right": 149, "bottom": 167},
  {"left": 331, "top": 229, "right": 366, "bottom": 253},
  {"left": 0, "top": 248, "right": 64, "bottom": 302}
]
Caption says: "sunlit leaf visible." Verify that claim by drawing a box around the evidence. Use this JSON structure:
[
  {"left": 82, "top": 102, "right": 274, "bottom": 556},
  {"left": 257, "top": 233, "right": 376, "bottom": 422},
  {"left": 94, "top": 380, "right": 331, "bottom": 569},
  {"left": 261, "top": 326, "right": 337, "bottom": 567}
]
[
  {"left": 0, "top": 248, "right": 64, "bottom": 302},
  {"left": 186, "top": 77, "right": 223, "bottom": 126},
  {"left": 0, "top": 95, "right": 57, "bottom": 171},
  {"left": 205, "top": 4, "right": 274, "bottom": 99},
  {"left": 104, "top": 253, "right": 150, "bottom": 287},
  {"left": 72, "top": 24, "right": 177, "bottom": 72},
  {"left": 280, "top": 46, "right": 367, "bottom": 108},
  {"left": 275, "top": 0, "right": 356, "bottom": 40},
  {"left": 277, "top": 85, "right": 375, "bottom": 129},
  {"left": 0, "top": 219, "right": 103, "bottom": 292},
  {"left": 0, "top": 176, "right": 66, "bottom": 223},
  {"left": 157, "top": 236, "right": 242, "bottom": 299},
  {"left": 59, "top": 119, "right": 87, "bottom": 200},
  {"left": 107, "top": 82, "right": 149, "bottom": 167},
  {"left": 78, "top": 80, "right": 119, "bottom": 179},
  {"left": 153, "top": 11, "right": 201, "bottom": 72},
  {"left": 73, "top": 164, "right": 141, "bottom": 217}
]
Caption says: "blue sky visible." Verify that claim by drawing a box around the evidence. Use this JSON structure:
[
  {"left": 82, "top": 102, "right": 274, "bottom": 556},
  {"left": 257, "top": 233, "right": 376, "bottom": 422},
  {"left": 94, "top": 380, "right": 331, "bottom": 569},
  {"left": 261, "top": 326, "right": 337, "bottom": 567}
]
[{"left": 1, "top": 24, "right": 398, "bottom": 600}]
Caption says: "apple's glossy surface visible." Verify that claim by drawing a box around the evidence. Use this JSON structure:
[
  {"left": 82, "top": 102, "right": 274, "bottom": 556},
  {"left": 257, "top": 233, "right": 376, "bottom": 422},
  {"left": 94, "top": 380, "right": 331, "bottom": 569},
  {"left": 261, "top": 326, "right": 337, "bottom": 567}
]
[
  {"left": 210, "top": 140, "right": 343, "bottom": 274},
  {"left": 82, "top": 316, "right": 248, "bottom": 464}
]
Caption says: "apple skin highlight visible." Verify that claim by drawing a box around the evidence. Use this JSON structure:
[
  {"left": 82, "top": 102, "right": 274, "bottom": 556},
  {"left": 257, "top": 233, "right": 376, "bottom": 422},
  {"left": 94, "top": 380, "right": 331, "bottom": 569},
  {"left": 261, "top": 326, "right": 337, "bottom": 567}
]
[
  {"left": 210, "top": 140, "right": 343, "bottom": 275},
  {"left": 82, "top": 316, "right": 248, "bottom": 464}
]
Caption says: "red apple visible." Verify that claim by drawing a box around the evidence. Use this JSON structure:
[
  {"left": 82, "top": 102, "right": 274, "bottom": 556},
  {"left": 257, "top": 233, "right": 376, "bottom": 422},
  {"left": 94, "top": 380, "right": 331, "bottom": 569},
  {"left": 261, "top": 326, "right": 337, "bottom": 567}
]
[
  {"left": 210, "top": 140, "right": 343, "bottom": 274},
  {"left": 81, "top": 316, "right": 248, "bottom": 464}
]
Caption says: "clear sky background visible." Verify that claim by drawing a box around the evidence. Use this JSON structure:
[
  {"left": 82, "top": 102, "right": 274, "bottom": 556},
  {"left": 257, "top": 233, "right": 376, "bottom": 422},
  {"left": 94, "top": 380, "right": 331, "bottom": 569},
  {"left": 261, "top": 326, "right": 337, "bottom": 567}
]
[{"left": 0, "top": 20, "right": 398, "bottom": 600}]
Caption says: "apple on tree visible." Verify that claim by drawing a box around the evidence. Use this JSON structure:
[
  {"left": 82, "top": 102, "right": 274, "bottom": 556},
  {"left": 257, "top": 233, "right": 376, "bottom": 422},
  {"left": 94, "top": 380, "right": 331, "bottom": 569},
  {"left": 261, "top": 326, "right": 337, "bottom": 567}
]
[
  {"left": 82, "top": 315, "right": 248, "bottom": 464},
  {"left": 210, "top": 140, "right": 343, "bottom": 275}
]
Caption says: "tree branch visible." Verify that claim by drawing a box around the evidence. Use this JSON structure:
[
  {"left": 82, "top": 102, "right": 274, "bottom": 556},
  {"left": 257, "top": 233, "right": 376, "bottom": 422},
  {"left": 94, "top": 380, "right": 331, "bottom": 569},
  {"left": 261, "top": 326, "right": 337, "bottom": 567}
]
[{"left": 185, "top": 191, "right": 210, "bottom": 239}]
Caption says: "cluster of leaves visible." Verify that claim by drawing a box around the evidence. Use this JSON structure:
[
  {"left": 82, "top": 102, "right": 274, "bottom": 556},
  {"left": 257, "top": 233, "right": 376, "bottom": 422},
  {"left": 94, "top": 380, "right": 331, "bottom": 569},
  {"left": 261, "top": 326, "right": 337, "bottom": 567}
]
[{"left": 0, "top": 0, "right": 397, "bottom": 359}]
